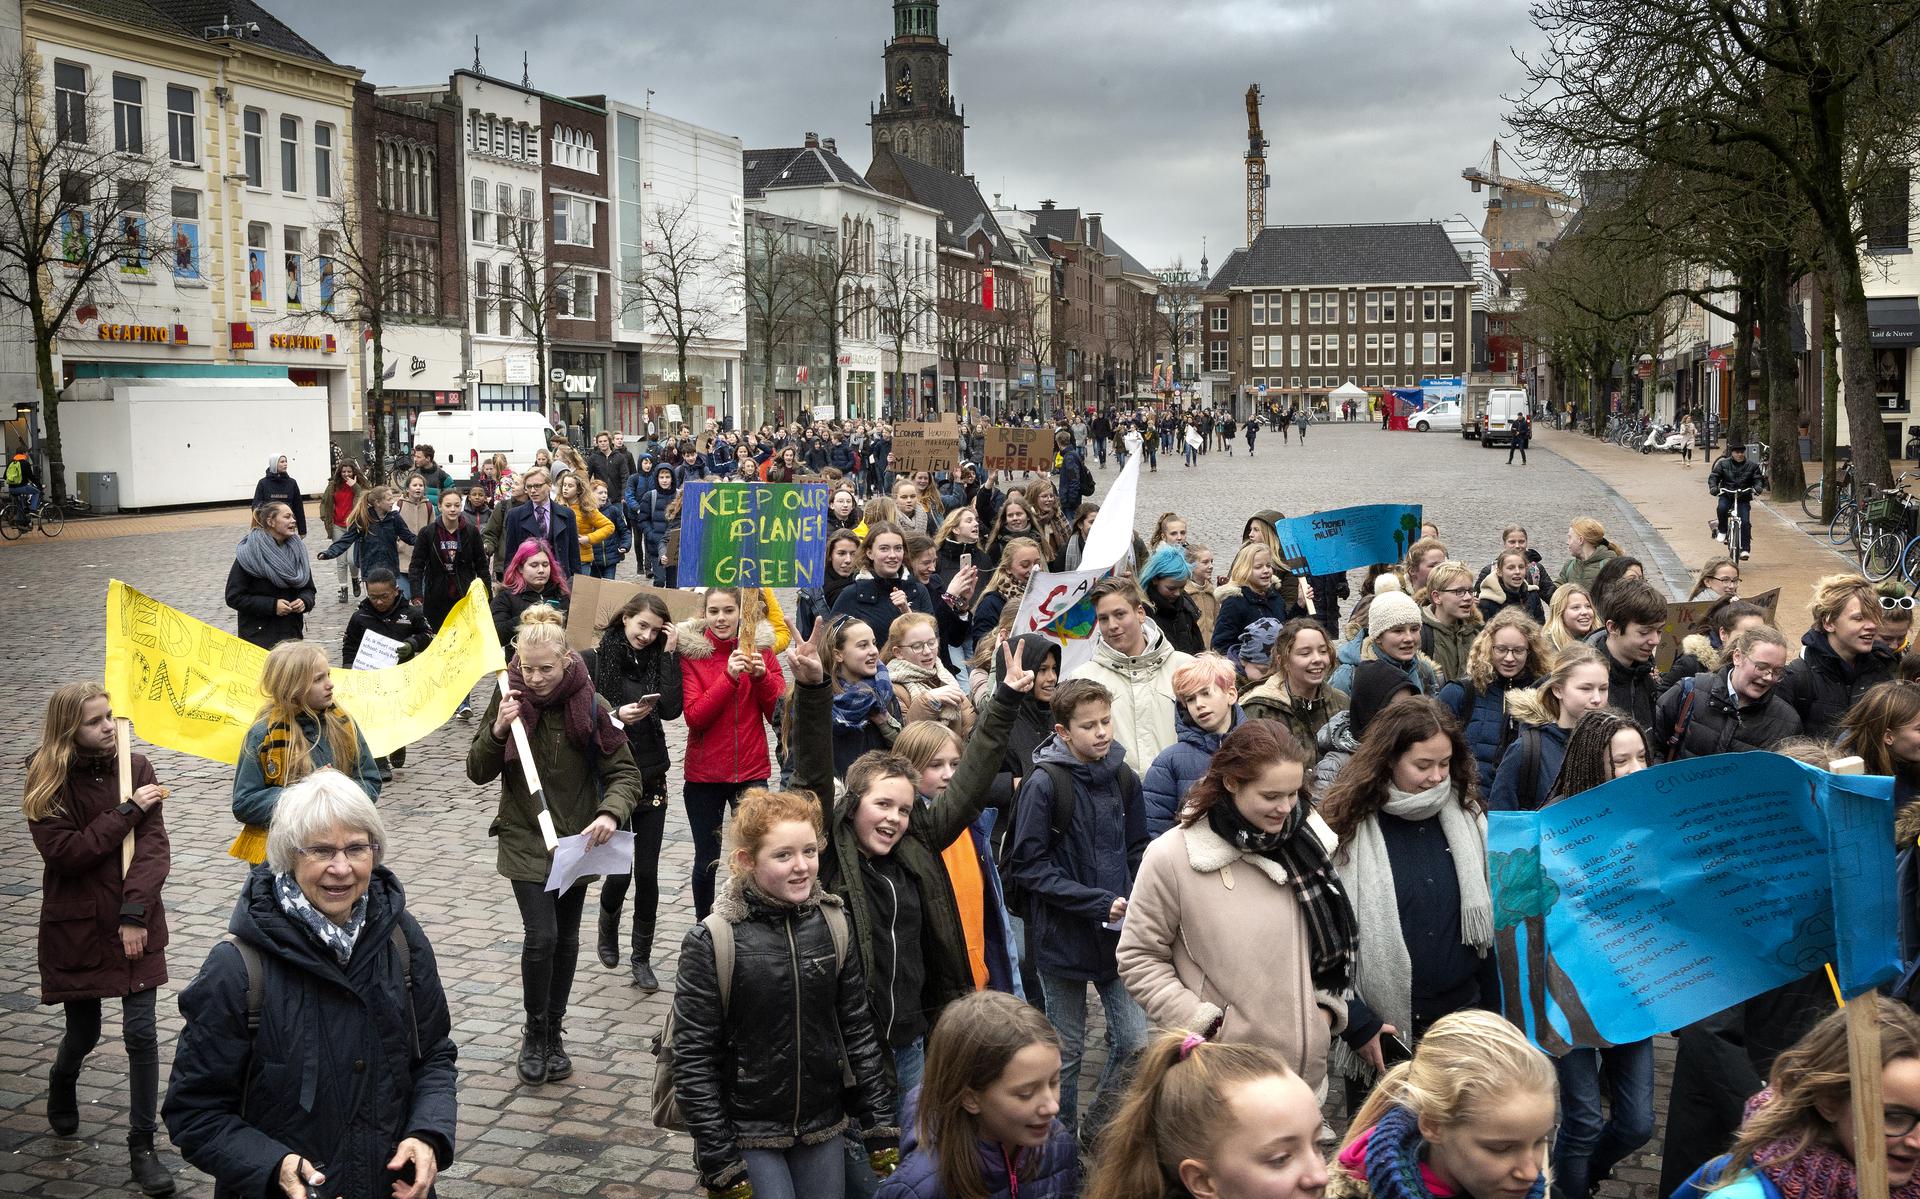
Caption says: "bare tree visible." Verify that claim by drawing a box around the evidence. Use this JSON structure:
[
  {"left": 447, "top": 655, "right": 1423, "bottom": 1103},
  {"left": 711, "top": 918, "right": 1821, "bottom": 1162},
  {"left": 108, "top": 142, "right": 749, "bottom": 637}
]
[
  {"left": 872, "top": 218, "right": 938, "bottom": 419},
  {"left": 485, "top": 222, "right": 580, "bottom": 424},
  {"left": 740, "top": 216, "right": 824, "bottom": 427},
  {"left": 623, "top": 193, "right": 732, "bottom": 422},
  {"left": 1154, "top": 263, "right": 1206, "bottom": 390},
  {"left": 303, "top": 191, "right": 456, "bottom": 482},
  {"left": 0, "top": 51, "right": 170, "bottom": 500},
  {"left": 791, "top": 232, "right": 879, "bottom": 418},
  {"left": 1005, "top": 270, "right": 1053, "bottom": 411}
]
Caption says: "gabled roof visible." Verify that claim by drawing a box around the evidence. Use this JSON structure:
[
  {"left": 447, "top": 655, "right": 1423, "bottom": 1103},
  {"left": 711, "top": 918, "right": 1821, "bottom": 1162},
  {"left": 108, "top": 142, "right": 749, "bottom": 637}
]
[
  {"left": 109, "top": 0, "right": 336, "bottom": 63},
  {"left": 1021, "top": 230, "right": 1052, "bottom": 262},
  {"left": 1029, "top": 205, "right": 1080, "bottom": 244},
  {"left": 742, "top": 145, "right": 877, "bottom": 199},
  {"left": 867, "top": 147, "right": 1015, "bottom": 260},
  {"left": 1222, "top": 223, "right": 1472, "bottom": 288},
  {"left": 1102, "top": 233, "right": 1151, "bottom": 279}
]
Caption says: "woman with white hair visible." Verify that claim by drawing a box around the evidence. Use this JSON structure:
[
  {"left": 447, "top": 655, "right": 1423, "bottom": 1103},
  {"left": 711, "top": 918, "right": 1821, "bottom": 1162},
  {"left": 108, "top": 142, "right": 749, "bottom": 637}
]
[{"left": 164, "top": 769, "right": 457, "bottom": 1199}]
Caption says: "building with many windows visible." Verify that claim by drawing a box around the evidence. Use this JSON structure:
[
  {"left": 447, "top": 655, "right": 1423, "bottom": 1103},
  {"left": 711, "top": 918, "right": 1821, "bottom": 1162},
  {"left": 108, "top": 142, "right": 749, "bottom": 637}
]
[
  {"left": 542, "top": 92, "right": 611, "bottom": 434},
  {"left": 16, "top": 0, "right": 360, "bottom": 505},
  {"left": 1204, "top": 222, "right": 1473, "bottom": 415}
]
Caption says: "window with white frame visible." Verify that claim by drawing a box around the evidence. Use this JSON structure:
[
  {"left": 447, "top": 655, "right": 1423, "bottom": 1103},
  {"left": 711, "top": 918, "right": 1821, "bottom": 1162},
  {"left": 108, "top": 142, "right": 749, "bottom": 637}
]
[
  {"left": 1209, "top": 340, "right": 1227, "bottom": 371},
  {"left": 1440, "top": 331, "right": 1455, "bottom": 365},
  {"left": 55, "top": 62, "right": 87, "bottom": 144},
  {"left": 1422, "top": 331, "right": 1437, "bottom": 364},
  {"left": 115, "top": 181, "right": 147, "bottom": 272},
  {"left": 1346, "top": 292, "right": 1357, "bottom": 323},
  {"left": 314, "top": 124, "right": 333, "bottom": 199},
  {"left": 112, "top": 75, "right": 143, "bottom": 154},
  {"left": 495, "top": 184, "right": 513, "bottom": 243},
  {"left": 1381, "top": 290, "right": 1397, "bottom": 322},
  {"left": 166, "top": 85, "right": 195, "bottom": 164},
  {"left": 317, "top": 231, "right": 337, "bottom": 312},
  {"left": 1308, "top": 293, "right": 1322, "bottom": 324},
  {"left": 1423, "top": 290, "right": 1437, "bottom": 322},
  {"left": 470, "top": 179, "right": 489, "bottom": 242},
  {"left": 1403, "top": 292, "right": 1414, "bottom": 319},
  {"left": 1347, "top": 333, "right": 1357, "bottom": 365},
  {"left": 1290, "top": 292, "right": 1301, "bottom": 324},
  {"left": 1308, "top": 334, "right": 1322, "bottom": 367},
  {"left": 520, "top": 190, "right": 536, "bottom": 247},
  {"left": 245, "top": 221, "right": 269, "bottom": 305},
  {"left": 279, "top": 116, "right": 299, "bottom": 193},
  {"left": 284, "top": 227, "right": 304, "bottom": 308},
  {"left": 558, "top": 270, "right": 595, "bottom": 319},
  {"left": 1251, "top": 293, "right": 1265, "bottom": 326},
  {"left": 553, "top": 194, "right": 593, "bottom": 246},
  {"left": 243, "top": 108, "right": 264, "bottom": 186},
  {"left": 1290, "top": 335, "right": 1301, "bottom": 366},
  {"left": 1251, "top": 335, "right": 1266, "bottom": 368},
  {"left": 1366, "top": 291, "right": 1380, "bottom": 323},
  {"left": 1439, "top": 291, "right": 1455, "bottom": 321},
  {"left": 1383, "top": 333, "right": 1396, "bottom": 365},
  {"left": 170, "top": 188, "right": 199, "bottom": 279},
  {"left": 1210, "top": 307, "right": 1228, "bottom": 333},
  {"left": 552, "top": 125, "right": 598, "bottom": 173},
  {"left": 1308, "top": 375, "right": 1322, "bottom": 389},
  {"left": 498, "top": 263, "right": 516, "bottom": 332},
  {"left": 473, "top": 262, "right": 490, "bottom": 334},
  {"left": 1366, "top": 332, "right": 1380, "bottom": 365},
  {"left": 1404, "top": 333, "right": 1414, "bottom": 364},
  {"left": 1365, "top": 375, "right": 1379, "bottom": 388}
]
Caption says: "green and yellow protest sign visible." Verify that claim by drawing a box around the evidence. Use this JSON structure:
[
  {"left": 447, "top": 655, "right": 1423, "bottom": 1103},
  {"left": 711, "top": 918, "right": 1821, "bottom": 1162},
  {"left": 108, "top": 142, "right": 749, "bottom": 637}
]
[{"left": 674, "top": 481, "right": 828, "bottom": 588}]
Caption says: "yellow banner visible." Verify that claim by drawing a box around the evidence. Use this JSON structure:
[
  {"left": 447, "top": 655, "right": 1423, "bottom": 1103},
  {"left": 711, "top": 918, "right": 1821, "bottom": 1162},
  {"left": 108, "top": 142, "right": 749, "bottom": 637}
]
[{"left": 105, "top": 578, "right": 505, "bottom": 762}]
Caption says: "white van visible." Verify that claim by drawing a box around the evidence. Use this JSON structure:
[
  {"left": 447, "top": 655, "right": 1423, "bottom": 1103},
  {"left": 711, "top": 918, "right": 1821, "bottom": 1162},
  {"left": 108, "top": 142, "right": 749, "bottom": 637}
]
[
  {"left": 411, "top": 410, "right": 553, "bottom": 483},
  {"left": 1480, "top": 389, "right": 1531, "bottom": 446}
]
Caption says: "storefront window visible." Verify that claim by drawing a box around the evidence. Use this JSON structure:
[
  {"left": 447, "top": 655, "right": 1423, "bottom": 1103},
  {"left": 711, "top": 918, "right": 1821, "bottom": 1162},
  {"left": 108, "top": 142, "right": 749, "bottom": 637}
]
[{"left": 1877, "top": 349, "right": 1908, "bottom": 412}]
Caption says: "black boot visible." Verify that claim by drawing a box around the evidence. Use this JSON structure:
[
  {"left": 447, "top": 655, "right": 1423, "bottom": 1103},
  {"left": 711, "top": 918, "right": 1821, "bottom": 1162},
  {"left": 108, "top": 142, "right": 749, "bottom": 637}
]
[
  {"left": 47, "top": 1068, "right": 78, "bottom": 1136},
  {"left": 128, "top": 1133, "right": 176, "bottom": 1197},
  {"left": 630, "top": 919, "right": 658, "bottom": 992},
  {"left": 545, "top": 1011, "right": 573, "bottom": 1081},
  {"left": 516, "top": 1015, "right": 548, "bottom": 1085},
  {"left": 596, "top": 907, "right": 619, "bottom": 969}
]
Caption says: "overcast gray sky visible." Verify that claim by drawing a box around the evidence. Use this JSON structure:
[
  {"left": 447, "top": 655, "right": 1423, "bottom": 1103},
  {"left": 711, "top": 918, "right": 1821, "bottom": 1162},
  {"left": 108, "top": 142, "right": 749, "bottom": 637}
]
[{"left": 297, "top": 0, "right": 1537, "bottom": 270}]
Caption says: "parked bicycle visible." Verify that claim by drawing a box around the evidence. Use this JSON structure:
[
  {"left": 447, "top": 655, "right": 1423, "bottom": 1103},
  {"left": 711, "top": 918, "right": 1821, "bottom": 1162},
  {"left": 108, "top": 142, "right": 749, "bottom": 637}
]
[{"left": 0, "top": 491, "right": 64, "bottom": 539}]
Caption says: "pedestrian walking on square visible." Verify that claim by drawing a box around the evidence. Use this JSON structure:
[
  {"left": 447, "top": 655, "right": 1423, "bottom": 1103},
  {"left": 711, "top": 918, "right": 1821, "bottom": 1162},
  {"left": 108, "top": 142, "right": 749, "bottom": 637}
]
[
  {"left": 582, "top": 591, "right": 683, "bottom": 991},
  {"left": 1509, "top": 410, "right": 1532, "bottom": 464},
  {"left": 251, "top": 453, "right": 307, "bottom": 536},
  {"left": 318, "top": 485, "right": 418, "bottom": 602},
  {"left": 469, "top": 607, "right": 641, "bottom": 1085},
  {"left": 26, "top": 683, "right": 177, "bottom": 1195},
  {"left": 163, "top": 771, "right": 458, "bottom": 1199},
  {"left": 228, "top": 502, "right": 316, "bottom": 649},
  {"left": 1246, "top": 414, "right": 1259, "bottom": 454},
  {"left": 1295, "top": 405, "right": 1310, "bottom": 443},
  {"left": 319, "top": 460, "right": 363, "bottom": 604},
  {"left": 409, "top": 488, "right": 490, "bottom": 634}
]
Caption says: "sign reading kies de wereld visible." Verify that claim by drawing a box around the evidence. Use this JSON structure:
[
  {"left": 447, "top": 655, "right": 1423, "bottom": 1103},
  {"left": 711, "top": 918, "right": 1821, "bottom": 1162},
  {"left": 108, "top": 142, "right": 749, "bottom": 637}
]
[{"left": 674, "top": 482, "right": 828, "bottom": 589}]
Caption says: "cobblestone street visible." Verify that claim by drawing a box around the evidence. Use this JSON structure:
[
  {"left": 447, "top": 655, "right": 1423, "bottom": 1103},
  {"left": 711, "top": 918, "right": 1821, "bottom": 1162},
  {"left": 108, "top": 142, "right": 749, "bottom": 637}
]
[{"left": 0, "top": 423, "right": 1685, "bottom": 1197}]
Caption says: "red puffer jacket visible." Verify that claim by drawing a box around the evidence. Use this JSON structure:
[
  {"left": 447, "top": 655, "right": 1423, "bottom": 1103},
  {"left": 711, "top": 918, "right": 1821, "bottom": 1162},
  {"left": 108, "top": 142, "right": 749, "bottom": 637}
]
[{"left": 679, "top": 620, "right": 785, "bottom": 784}]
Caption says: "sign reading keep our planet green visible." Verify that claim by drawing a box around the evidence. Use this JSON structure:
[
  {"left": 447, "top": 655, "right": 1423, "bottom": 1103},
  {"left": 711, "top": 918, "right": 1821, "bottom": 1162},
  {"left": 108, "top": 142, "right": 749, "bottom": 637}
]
[{"left": 675, "top": 482, "right": 828, "bottom": 588}]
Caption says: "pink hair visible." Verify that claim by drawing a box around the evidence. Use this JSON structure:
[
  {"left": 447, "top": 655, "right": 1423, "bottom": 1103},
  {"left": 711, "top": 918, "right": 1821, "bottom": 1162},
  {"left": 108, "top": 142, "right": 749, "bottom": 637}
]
[
  {"left": 504, "top": 538, "right": 570, "bottom": 596},
  {"left": 1172, "top": 651, "right": 1236, "bottom": 698}
]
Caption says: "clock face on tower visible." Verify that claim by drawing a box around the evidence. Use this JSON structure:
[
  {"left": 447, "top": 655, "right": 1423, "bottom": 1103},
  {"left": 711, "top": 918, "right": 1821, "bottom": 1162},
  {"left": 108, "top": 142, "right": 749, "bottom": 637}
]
[{"left": 896, "top": 63, "right": 912, "bottom": 102}]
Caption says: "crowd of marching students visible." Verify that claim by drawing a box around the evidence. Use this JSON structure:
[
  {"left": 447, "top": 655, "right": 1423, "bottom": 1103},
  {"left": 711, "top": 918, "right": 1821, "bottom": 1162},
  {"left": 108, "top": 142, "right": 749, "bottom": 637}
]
[{"left": 31, "top": 415, "right": 1920, "bottom": 1199}]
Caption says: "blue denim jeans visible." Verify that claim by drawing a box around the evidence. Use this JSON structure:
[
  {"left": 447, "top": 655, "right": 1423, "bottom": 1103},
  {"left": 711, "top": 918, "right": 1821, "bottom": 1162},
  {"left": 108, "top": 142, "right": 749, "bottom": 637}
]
[
  {"left": 743, "top": 1137, "right": 846, "bottom": 1199},
  {"left": 892, "top": 1037, "right": 926, "bottom": 1094},
  {"left": 1553, "top": 1038, "right": 1656, "bottom": 1199},
  {"left": 1039, "top": 971, "right": 1148, "bottom": 1137}
]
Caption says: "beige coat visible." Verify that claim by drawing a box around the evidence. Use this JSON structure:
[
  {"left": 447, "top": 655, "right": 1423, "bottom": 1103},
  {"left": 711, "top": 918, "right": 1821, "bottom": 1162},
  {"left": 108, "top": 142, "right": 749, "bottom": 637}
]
[{"left": 1116, "top": 816, "right": 1348, "bottom": 1090}]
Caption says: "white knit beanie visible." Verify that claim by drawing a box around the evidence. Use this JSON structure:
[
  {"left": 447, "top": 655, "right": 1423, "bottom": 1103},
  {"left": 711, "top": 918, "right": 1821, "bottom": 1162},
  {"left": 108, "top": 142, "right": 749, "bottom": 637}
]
[{"left": 1368, "top": 586, "right": 1424, "bottom": 639}]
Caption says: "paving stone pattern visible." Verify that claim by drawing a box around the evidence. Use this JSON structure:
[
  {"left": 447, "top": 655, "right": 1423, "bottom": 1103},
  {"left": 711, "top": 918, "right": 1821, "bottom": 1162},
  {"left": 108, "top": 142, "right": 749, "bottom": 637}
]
[{"left": 0, "top": 423, "right": 1674, "bottom": 1197}]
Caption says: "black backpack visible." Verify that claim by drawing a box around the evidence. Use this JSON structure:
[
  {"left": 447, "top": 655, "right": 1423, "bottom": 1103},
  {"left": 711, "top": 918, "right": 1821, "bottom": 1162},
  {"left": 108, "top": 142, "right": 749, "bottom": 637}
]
[
  {"left": 1004, "top": 760, "right": 1140, "bottom": 918},
  {"left": 1076, "top": 453, "right": 1096, "bottom": 496}
]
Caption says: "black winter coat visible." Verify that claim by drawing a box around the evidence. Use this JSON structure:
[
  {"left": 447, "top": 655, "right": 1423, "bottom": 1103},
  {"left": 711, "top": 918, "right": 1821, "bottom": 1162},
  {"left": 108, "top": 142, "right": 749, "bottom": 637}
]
[
  {"left": 407, "top": 520, "right": 489, "bottom": 626},
  {"left": 580, "top": 628, "right": 685, "bottom": 777},
  {"left": 225, "top": 559, "right": 317, "bottom": 649},
  {"left": 1602, "top": 643, "right": 1661, "bottom": 730},
  {"left": 831, "top": 571, "right": 936, "bottom": 650},
  {"left": 1654, "top": 669, "right": 1804, "bottom": 761},
  {"left": 490, "top": 583, "right": 569, "bottom": 652},
  {"left": 163, "top": 866, "right": 456, "bottom": 1199},
  {"left": 1150, "top": 590, "right": 1206, "bottom": 655},
  {"left": 672, "top": 881, "right": 896, "bottom": 1193},
  {"left": 1776, "top": 629, "right": 1898, "bottom": 740},
  {"left": 251, "top": 469, "right": 307, "bottom": 536},
  {"left": 342, "top": 596, "right": 432, "bottom": 668}
]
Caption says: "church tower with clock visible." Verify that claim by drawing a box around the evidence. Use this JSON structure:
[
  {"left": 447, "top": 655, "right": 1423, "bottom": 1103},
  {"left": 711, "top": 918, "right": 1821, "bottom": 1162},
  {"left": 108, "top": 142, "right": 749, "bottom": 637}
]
[{"left": 870, "top": 0, "right": 966, "bottom": 173}]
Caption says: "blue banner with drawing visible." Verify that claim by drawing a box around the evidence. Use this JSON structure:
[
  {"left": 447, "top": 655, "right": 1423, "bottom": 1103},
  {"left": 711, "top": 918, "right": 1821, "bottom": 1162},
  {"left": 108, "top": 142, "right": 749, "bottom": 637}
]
[
  {"left": 1487, "top": 752, "right": 1897, "bottom": 1053},
  {"left": 1267, "top": 504, "right": 1424, "bottom": 577}
]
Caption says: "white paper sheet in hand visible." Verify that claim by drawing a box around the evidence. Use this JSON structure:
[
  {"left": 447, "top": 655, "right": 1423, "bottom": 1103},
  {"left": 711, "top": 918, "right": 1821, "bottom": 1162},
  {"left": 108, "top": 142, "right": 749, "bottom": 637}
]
[
  {"left": 351, "top": 630, "right": 405, "bottom": 671},
  {"left": 544, "top": 830, "right": 635, "bottom": 893}
]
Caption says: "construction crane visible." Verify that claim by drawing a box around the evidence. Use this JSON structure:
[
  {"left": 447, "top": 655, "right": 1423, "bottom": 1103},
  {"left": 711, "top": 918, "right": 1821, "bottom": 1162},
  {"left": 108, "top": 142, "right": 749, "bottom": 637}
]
[
  {"left": 1462, "top": 140, "right": 1576, "bottom": 258},
  {"left": 1246, "top": 84, "right": 1269, "bottom": 248}
]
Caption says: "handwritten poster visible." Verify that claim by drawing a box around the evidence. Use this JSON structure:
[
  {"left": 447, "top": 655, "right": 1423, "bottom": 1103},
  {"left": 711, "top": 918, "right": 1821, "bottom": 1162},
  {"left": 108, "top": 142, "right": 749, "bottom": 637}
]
[
  {"left": 1265, "top": 504, "right": 1424, "bottom": 576},
  {"left": 674, "top": 482, "right": 828, "bottom": 589},
  {"left": 1487, "top": 752, "right": 1897, "bottom": 1052},
  {"left": 984, "top": 427, "right": 1048, "bottom": 472},
  {"left": 1655, "top": 588, "right": 1782, "bottom": 671},
  {"left": 891, "top": 417, "right": 961, "bottom": 473}
]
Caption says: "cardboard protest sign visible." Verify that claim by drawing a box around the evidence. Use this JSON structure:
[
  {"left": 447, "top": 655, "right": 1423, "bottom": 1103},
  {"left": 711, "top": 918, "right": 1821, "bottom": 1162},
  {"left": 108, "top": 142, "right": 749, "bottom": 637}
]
[
  {"left": 105, "top": 578, "right": 504, "bottom": 762},
  {"left": 1487, "top": 752, "right": 1897, "bottom": 1053},
  {"left": 565, "top": 574, "right": 705, "bottom": 652},
  {"left": 984, "top": 427, "right": 1048, "bottom": 472},
  {"left": 1654, "top": 588, "right": 1781, "bottom": 671},
  {"left": 891, "top": 417, "right": 961, "bottom": 473},
  {"left": 674, "top": 481, "right": 828, "bottom": 588},
  {"left": 1264, "top": 504, "right": 1424, "bottom": 577}
]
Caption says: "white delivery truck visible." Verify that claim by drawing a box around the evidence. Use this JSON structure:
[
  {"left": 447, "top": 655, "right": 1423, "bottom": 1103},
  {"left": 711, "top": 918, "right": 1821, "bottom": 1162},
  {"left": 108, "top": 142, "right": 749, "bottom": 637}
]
[
  {"left": 1480, "top": 388, "right": 1531, "bottom": 447},
  {"left": 410, "top": 410, "right": 553, "bottom": 484}
]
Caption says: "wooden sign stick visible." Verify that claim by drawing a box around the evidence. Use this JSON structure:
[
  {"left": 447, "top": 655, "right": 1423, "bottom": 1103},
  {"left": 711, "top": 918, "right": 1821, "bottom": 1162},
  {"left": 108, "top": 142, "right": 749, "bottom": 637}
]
[
  {"left": 116, "top": 719, "right": 135, "bottom": 876},
  {"left": 1831, "top": 756, "right": 1891, "bottom": 1199},
  {"left": 496, "top": 671, "right": 559, "bottom": 851}
]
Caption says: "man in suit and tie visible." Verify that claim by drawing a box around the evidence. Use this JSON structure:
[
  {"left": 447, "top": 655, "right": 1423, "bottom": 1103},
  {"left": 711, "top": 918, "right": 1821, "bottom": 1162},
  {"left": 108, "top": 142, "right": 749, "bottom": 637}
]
[{"left": 500, "top": 467, "right": 583, "bottom": 578}]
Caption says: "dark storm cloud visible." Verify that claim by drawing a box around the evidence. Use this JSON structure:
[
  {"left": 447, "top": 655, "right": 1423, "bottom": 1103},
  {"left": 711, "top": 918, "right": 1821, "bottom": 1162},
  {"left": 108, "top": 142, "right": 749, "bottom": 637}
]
[{"left": 294, "top": 0, "right": 1534, "bottom": 269}]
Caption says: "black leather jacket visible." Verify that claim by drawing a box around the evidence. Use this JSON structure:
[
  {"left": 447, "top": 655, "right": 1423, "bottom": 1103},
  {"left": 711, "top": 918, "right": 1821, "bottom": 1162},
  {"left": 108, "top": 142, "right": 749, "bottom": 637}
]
[
  {"left": 1655, "top": 669, "right": 1803, "bottom": 761},
  {"left": 671, "top": 880, "right": 897, "bottom": 1192},
  {"left": 1776, "top": 628, "right": 1898, "bottom": 739},
  {"left": 1709, "top": 454, "right": 1765, "bottom": 495}
]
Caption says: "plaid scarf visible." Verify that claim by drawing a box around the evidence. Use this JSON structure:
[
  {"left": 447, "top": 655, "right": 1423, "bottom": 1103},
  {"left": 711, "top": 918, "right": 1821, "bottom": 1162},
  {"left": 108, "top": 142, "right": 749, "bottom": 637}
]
[{"left": 1206, "top": 798, "right": 1357, "bottom": 993}]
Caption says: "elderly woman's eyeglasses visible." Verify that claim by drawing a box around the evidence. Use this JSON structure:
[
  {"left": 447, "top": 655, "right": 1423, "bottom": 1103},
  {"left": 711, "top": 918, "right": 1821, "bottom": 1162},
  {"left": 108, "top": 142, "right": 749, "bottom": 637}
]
[{"left": 297, "top": 842, "right": 379, "bottom": 865}]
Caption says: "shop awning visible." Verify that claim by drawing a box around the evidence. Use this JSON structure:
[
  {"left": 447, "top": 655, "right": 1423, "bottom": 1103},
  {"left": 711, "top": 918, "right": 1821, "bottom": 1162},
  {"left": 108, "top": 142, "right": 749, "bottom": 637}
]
[{"left": 1869, "top": 297, "right": 1920, "bottom": 347}]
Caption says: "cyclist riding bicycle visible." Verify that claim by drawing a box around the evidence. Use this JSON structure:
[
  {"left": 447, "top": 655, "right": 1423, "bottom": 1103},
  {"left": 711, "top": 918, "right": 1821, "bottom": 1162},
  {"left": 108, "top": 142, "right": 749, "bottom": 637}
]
[
  {"left": 1709, "top": 441, "right": 1766, "bottom": 560},
  {"left": 5, "top": 452, "right": 41, "bottom": 516}
]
